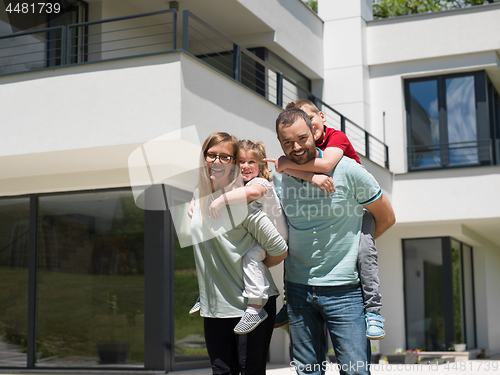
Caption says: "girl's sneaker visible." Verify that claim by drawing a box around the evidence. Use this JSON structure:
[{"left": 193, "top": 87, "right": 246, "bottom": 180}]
[
  {"left": 234, "top": 309, "right": 268, "bottom": 334},
  {"left": 189, "top": 297, "right": 201, "bottom": 317},
  {"left": 366, "top": 312, "right": 385, "bottom": 340}
]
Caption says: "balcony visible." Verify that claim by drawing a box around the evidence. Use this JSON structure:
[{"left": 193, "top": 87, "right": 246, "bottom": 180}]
[{"left": 0, "top": 9, "right": 389, "bottom": 170}]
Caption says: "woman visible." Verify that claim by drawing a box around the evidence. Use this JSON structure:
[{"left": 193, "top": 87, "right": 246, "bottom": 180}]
[{"left": 190, "top": 132, "right": 287, "bottom": 375}]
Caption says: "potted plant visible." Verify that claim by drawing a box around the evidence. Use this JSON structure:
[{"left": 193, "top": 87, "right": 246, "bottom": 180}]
[
  {"left": 93, "top": 289, "right": 131, "bottom": 364},
  {"left": 371, "top": 346, "right": 382, "bottom": 364}
]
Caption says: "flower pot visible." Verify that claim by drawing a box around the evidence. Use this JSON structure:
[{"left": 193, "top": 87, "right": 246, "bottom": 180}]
[
  {"left": 454, "top": 343, "right": 466, "bottom": 352},
  {"left": 371, "top": 353, "right": 382, "bottom": 364},
  {"left": 96, "top": 342, "right": 131, "bottom": 364}
]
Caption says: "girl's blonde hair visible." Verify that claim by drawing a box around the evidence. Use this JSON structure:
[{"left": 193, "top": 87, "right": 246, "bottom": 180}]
[
  {"left": 198, "top": 132, "right": 240, "bottom": 218},
  {"left": 239, "top": 140, "right": 272, "bottom": 182}
]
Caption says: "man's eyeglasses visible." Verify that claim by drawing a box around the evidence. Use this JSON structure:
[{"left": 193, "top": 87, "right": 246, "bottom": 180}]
[{"left": 205, "top": 153, "right": 234, "bottom": 163}]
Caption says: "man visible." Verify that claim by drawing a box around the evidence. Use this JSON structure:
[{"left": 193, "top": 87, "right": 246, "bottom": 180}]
[{"left": 271, "top": 108, "right": 395, "bottom": 375}]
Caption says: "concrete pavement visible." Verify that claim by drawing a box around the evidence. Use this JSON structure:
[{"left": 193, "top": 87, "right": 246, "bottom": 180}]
[
  {"left": 0, "top": 354, "right": 498, "bottom": 375},
  {"left": 174, "top": 354, "right": 500, "bottom": 375}
]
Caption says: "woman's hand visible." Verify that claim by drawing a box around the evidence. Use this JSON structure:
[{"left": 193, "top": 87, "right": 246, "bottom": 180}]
[
  {"left": 264, "top": 155, "right": 290, "bottom": 174},
  {"left": 187, "top": 198, "right": 195, "bottom": 218},
  {"left": 209, "top": 197, "right": 224, "bottom": 219},
  {"left": 311, "top": 174, "right": 335, "bottom": 194}
]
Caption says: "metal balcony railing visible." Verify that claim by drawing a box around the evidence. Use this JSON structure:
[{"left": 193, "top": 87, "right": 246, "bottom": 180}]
[
  {"left": 181, "top": 10, "right": 389, "bottom": 169},
  {"left": 0, "top": 9, "right": 176, "bottom": 73},
  {"left": 407, "top": 139, "right": 495, "bottom": 170},
  {"left": 0, "top": 8, "right": 390, "bottom": 169}
]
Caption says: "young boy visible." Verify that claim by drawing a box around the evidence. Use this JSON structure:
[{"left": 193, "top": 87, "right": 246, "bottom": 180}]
[{"left": 268, "top": 99, "right": 385, "bottom": 340}]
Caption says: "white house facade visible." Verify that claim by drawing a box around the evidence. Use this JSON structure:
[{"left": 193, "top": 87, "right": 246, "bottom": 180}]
[{"left": 0, "top": 0, "right": 499, "bottom": 372}]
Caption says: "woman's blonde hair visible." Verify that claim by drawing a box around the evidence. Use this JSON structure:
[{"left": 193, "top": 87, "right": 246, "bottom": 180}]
[
  {"left": 239, "top": 140, "right": 272, "bottom": 182},
  {"left": 198, "top": 132, "right": 240, "bottom": 218}
]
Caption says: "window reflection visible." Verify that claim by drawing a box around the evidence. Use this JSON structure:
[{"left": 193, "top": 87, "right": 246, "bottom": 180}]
[
  {"left": 446, "top": 76, "right": 478, "bottom": 165},
  {"left": 0, "top": 198, "right": 30, "bottom": 367},
  {"left": 172, "top": 190, "right": 208, "bottom": 363},
  {"left": 409, "top": 80, "right": 441, "bottom": 168},
  {"left": 35, "top": 191, "right": 144, "bottom": 367},
  {"left": 403, "top": 237, "right": 476, "bottom": 351},
  {"left": 404, "top": 238, "right": 445, "bottom": 350},
  {"left": 406, "top": 72, "right": 498, "bottom": 170}
]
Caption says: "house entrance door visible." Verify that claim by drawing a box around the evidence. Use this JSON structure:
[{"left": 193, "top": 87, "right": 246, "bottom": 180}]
[{"left": 403, "top": 237, "right": 476, "bottom": 351}]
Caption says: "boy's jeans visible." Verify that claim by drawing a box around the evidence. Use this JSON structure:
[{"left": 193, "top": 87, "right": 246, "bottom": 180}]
[{"left": 286, "top": 281, "right": 371, "bottom": 375}]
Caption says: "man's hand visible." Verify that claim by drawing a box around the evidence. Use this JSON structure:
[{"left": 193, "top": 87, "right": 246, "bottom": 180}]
[
  {"left": 364, "top": 193, "right": 396, "bottom": 239},
  {"left": 311, "top": 174, "right": 335, "bottom": 194}
]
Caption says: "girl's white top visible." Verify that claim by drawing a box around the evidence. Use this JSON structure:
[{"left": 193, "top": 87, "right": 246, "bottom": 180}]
[{"left": 247, "top": 177, "right": 288, "bottom": 241}]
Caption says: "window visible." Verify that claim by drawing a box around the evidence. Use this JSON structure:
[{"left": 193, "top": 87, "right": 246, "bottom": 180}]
[
  {"left": 403, "top": 237, "right": 476, "bottom": 351},
  {"left": 0, "top": 186, "right": 209, "bottom": 372},
  {"left": 171, "top": 189, "right": 209, "bottom": 365},
  {"left": 405, "top": 71, "right": 498, "bottom": 170},
  {"left": 0, "top": 198, "right": 30, "bottom": 367},
  {"left": 35, "top": 191, "right": 145, "bottom": 368},
  {"left": 0, "top": 1, "right": 88, "bottom": 75}
]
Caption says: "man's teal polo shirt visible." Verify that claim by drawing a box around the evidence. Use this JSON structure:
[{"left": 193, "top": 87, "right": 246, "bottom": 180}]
[{"left": 273, "top": 155, "right": 381, "bottom": 286}]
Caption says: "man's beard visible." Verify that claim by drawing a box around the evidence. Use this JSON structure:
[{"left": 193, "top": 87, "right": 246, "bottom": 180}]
[{"left": 286, "top": 145, "right": 316, "bottom": 165}]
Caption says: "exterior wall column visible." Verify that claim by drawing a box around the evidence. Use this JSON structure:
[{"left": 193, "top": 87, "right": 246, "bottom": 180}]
[{"left": 318, "top": 0, "right": 372, "bottom": 130}]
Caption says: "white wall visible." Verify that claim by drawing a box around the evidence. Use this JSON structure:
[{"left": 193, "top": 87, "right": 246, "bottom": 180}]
[
  {"left": 0, "top": 52, "right": 287, "bottom": 197},
  {"left": 319, "top": 0, "right": 372, "bottom": 129},
  {"left": 238, "top": 0, "right": 324, "bottom": 80},
  {"left": 367, "top": 4, "right": 500, "bottom": 66},
  {"left": 366, "top": 5, "right": 500, "bottom": 173},
  {"left": 392, "top": 167, "right": 500, "bottom": 224},
  {"left": 1, "top": 54, "right": 182, "bottom": 158},
  {"left": 179, "top": 54, "right": 283, "bottom": 157}
]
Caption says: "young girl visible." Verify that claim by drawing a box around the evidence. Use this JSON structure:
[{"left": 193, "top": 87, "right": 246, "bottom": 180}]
[{"left": 188, "top": 140, "right": 288, "bottom": 334}]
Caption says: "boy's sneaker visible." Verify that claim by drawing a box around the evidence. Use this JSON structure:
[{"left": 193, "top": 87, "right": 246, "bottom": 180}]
[
  {"left": 366, "top": 312, "right": 385, "bottom": 340},
  {"left": 274, "top": 304, "right": 288, "bottom": 328},
  {"left": 234, "top": 309, "right": 268, "bottom": 334},
  {"left": 189, "top": 297, "right": 201, "bottom": 317}
]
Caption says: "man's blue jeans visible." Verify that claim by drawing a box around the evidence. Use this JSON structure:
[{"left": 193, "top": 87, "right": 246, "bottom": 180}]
[{"left": 286, "top": 281, "right": 371, "bottom": 375}]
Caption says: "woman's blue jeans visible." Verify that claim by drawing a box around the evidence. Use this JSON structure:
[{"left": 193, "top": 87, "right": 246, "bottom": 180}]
[{"left": 286, "top": 281, "right": 371, "bottom": 375}]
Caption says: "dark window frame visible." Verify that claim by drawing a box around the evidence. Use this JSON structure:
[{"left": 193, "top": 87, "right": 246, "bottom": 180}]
[
  {"left": 405, "top": 70, "right": 498, "bottom": 171},
  {"left": 402, "top": 236, "right": 477, "bottom": 351},
  {"left": 0, "top": 185, "right": 207, "bottom": 372}
]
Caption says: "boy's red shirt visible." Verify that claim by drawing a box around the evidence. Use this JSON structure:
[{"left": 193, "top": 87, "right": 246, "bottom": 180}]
[{"left": 315, "top": 126, "right": 361, "bottom": 165}]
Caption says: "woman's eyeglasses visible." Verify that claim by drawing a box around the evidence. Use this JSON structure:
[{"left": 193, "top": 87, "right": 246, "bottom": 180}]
[{"left": 205, "top": 153, "right": 234, "bottom": 163}]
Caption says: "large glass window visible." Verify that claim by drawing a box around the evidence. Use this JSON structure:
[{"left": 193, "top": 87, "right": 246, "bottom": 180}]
[
  {"left": 407, "top": 80, "right": 441, "bottom": 167},
  {"left": 0, "top": 187, "right": 208, "bottom": 372},
  {"left": 35, "top": 190, "right": 144, "bottom": 368},
  {"left": 171, "top": 189, "right": 208, "bottom": 364},
  {"left": 446, "top": 76, "right": 478, "bottom": 165},
  {"left": 0, "top": 198, "right": 30, "bottom": 367},
  {"left": 405, "top": 71, "right": 498, "bottom": 170},
  {"left": 403, "top": 237, "right": 476, "bottom": 351}
]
